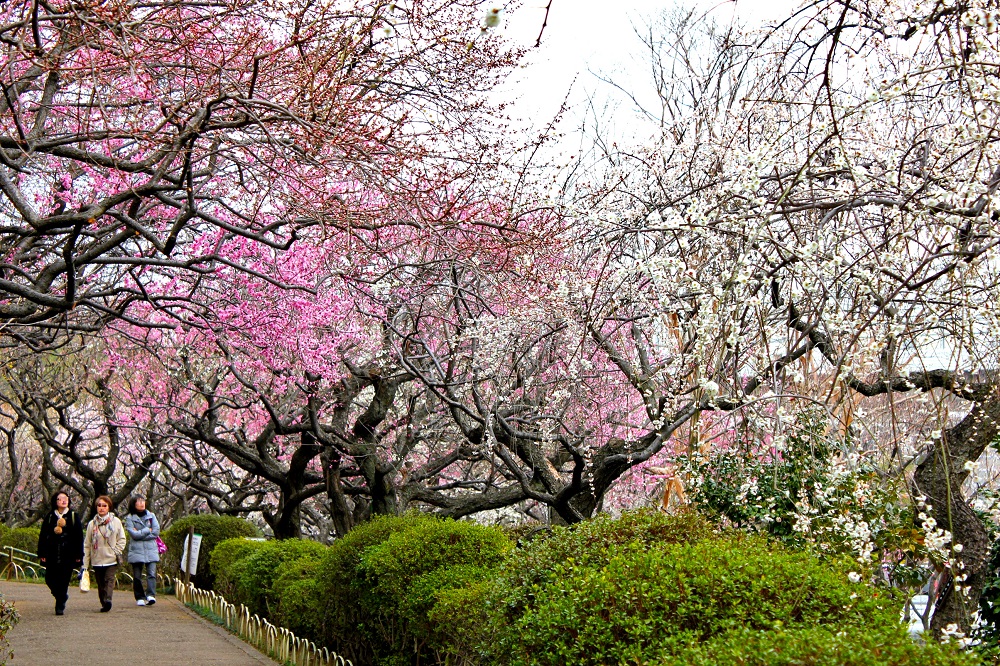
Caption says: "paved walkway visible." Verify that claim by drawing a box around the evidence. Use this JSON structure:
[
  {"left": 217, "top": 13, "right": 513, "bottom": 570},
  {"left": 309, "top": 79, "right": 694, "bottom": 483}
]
[{"left": 0, "top": 581, "right": 277, "bottom": 665}]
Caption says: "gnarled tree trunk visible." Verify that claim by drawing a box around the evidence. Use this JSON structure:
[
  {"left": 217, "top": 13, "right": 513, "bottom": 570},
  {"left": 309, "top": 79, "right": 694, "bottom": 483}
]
[{"left": 914, "top": 399, "right": 1000, "bottom": 634}]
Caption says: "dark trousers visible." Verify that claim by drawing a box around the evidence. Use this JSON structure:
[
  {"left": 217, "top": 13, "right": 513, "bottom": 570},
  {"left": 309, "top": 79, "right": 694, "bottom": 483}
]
[
  {"left": 92, "top": 565, "right": 117, "bottom": 606},
  {"left": 44, "top": 564, "right": 72, "bottom": 609}
]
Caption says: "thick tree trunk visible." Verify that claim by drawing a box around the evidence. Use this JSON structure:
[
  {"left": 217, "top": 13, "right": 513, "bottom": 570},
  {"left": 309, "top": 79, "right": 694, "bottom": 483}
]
[
  {"left": 323, "top": 449, "right": 354, "bottom": 538},
  {"left": 349, "top": 373, "right": 407, "bottom": 519},
  {"left": 913, "top": 400, "right": 1000, "bottom": 635},
  {"left": 271, "top": 504, "right": 301, "bottom": 540},
  {"left": 368, "top": 462, "right": 400, "bottom": 517}
]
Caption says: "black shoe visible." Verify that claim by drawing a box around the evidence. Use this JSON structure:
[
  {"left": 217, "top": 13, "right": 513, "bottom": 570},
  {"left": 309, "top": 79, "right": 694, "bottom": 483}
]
[
  {"left": 55, "top": 607, "right": 64, "bottom": 615},
  {"left": 100, "top": 602, "right": 111, "bottom": 613}
]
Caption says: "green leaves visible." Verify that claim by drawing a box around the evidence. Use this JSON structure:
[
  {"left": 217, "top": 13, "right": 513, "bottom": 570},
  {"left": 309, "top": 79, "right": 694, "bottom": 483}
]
[
  {"left": 315, "top": 514, "right": 514, "bottom": 665},
  {"left": 0, "top": 526, "right": 40, "bottom": 554},
  {"left": 480, "top": 510, "right": 961, "bottom": 666},
  {"left": 226, "top": 539, "right": 327, "bottom": 616},
  {"left": 660, "top": 626, "right": 980, "bottom": 666},
  {"left": 495, "top": 538, "right": 894, "bottom": 666},
  {"left": 196, "top": 511, "right": 975, "bottom": 666}
]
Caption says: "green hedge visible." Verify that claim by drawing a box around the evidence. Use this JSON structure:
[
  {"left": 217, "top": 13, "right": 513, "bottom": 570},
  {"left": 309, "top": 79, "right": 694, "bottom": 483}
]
[
  {"left": 206, "top": 516, "right": 514, "bottom": 665},
  {"left": 497, "top": 509, "right": 712, "bottom": 604},
  {"left": 196, "top": 510, "right": 972, "bottom": 666},
  {"left": 0, "top": 526, "right": 41, "bottom": 555},
  {"left": 208, "top": 537, "right": 330, "bottom": 640},
  {"left": 425, "top": 577, "right": 494, "bottom": 666},
  {"left": 488, "top": 536, "right": 897, "bottom": 665},
  {"left": 659, "top": 626, "right": 978, "bottom": 666},
  {"left": 161, "top": 515, "right": 259, "bottom": 589},
  {"left": 359, "top": 519, "right": 512, "bottom": 663},
  {"left": 209, "top": 538, "right": 269, "bottom": 599},
  {"left": 480, "top": 510, "right": 969, "bottom": 666},
  {"left": 225, "top": 539, "right": 327, "bottom": 617},
  {"left": 316, "top": 513, "right": 426, "bottom": 663},
  {"left": 316, "top": 514, "right": 514, "bottom": 666},
  {"left": 272, "top": 557, "right": 327, "bottom": 639}
]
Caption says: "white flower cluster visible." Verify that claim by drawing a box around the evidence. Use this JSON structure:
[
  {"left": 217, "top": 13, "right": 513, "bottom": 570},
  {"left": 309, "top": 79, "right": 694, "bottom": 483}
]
[
  {"left": 939, "top": 622, "right": 974, "bottom": 649},
  {"left": 684, "top": 425, "right": 912, "bottom": 570},
  {"left": 916, "top": 496, "right": 952, "bottom": 559},
  {"left": 792, "top": 511, "right": 812, "bottom": 534},
  {"left": 833, "top": 514, "right": 875, "bottom": 563}
]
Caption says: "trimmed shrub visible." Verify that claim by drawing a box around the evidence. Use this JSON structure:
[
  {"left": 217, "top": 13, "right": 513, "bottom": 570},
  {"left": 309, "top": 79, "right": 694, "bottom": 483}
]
[
  {"left": 0, "top": 526, "right": 41, "bottom": 554},
  {"left": 422, "top": 573, "right": 495, "bottom": 665},
  {"left": 210, "top": 538, "right": 269, "bottom": 599},
  {"left": 509, "top": 509, "right": 713, "bottom": 579},
  {"left": 658, "top": 626, "right": 979, "bottom": 666},
  {"left": 494, "top": 509, "right": 713, "bottom": 620},
  {"left": 361, "top": 518, "right": 512, "bottom": 602},
  {"left": 147, "top": 508, "right": 967, "bottom": 666},
  {"left": 489, "top": 534, "right": 900, "bottom": 666},
  {"left": 226, "top": 539, "right": 327, "bottom": 616},
  {"left": 360, "top": 519, "right": 512, "bottom": 658},
  {"left": 476, "top": 510, "right": 963, "bottom": 666},
  {"left": 272, "top": 557, "right": 326, "bottom": 641},
  {"left": 161, "top": 515, "right": 259, "bottom": 589},
  {"left": 318, "top": 513, "right": 432, "bottom": 662},
  {"left": 400, "top": 563, "right": 493, "bottom": 645},
  {"left": 318, "top": 514, "right": 513, "bottom": 666}
]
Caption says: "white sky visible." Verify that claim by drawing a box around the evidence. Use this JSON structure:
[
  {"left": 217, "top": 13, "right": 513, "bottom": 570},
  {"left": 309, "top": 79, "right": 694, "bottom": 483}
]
[{"left": 494, "top": 0, "right": 803, "bottom": 134}]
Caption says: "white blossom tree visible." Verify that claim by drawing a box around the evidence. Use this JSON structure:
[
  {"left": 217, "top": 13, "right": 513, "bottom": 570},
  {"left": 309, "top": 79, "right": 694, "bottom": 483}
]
[{"left": 556, "top": 0, "right": 1000, "bottom": 635}]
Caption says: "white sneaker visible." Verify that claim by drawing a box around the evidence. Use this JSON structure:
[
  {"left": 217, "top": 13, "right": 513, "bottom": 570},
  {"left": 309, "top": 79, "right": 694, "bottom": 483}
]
[
  {"left": 136, "top": 599, "right": 146, "bottom": 606},
  {"left": 145, "top": 596, "right": 156, "bottom": 605}
]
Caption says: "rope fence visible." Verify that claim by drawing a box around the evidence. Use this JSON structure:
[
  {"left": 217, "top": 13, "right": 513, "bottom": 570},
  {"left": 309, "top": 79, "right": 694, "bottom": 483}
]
[{"left": 174, "top": 578, "right": 352, "bottom": 666}]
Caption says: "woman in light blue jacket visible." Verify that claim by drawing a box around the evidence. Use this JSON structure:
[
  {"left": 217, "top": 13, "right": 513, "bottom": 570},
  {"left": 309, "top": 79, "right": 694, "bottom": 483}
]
[{"left": 124, "top": 497, "right": 160, "bottom": 606}]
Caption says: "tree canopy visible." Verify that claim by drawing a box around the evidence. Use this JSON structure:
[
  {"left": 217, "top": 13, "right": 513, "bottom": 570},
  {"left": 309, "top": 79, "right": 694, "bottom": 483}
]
[{"left": 1, "top": 0, "right": 999, "bottom": 641}]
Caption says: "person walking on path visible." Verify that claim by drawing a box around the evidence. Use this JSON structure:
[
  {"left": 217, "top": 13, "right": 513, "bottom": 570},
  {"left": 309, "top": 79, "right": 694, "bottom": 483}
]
[
  {"left": 36, "top": 492, "right": 84, "bottom": 615},
  {"left": 83, "top": 496, "right": 126, "bottom": 613},
  {"left": 124, "top": 496, "right": 160, "bottom": 607}
]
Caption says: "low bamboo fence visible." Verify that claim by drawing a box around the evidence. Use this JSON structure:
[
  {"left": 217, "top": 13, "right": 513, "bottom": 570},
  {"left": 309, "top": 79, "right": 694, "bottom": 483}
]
[{"left": 174, "top": 578, "right": 351, "bottom": 666}]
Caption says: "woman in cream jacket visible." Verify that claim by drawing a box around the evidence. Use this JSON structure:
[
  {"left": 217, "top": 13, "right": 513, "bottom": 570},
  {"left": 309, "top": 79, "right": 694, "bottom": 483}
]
[{"left": 83, "top": 495, "right": 127, "bottom": 612}]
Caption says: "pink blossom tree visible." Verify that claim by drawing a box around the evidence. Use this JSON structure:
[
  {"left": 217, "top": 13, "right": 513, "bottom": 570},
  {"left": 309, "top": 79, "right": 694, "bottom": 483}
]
[
  {"left": 0, "top": 341, "right": 161, "bottom": 518},
  {"left": 0, "top": 0, "right": 520, "bottom": 347},
  {"left": 101, "top": 199, "right": 564, "bottom": 536}
]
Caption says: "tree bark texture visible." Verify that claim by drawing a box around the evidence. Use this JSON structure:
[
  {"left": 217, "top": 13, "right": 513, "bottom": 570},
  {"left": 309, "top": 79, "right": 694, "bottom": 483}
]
[{"left": 913, "top": 399, "right": 1000, "bottom": 634}]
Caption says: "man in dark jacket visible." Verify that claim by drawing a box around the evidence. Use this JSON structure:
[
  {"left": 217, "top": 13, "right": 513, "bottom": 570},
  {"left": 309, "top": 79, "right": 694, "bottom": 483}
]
[{"left": 36, "top": 492, "right": 84, "bottom": 615}]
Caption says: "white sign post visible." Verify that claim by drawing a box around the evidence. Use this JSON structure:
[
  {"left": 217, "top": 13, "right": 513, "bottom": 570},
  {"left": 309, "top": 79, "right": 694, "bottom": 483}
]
[{"left": 181, "top": 533, "right": 203, "bottom": 575}]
